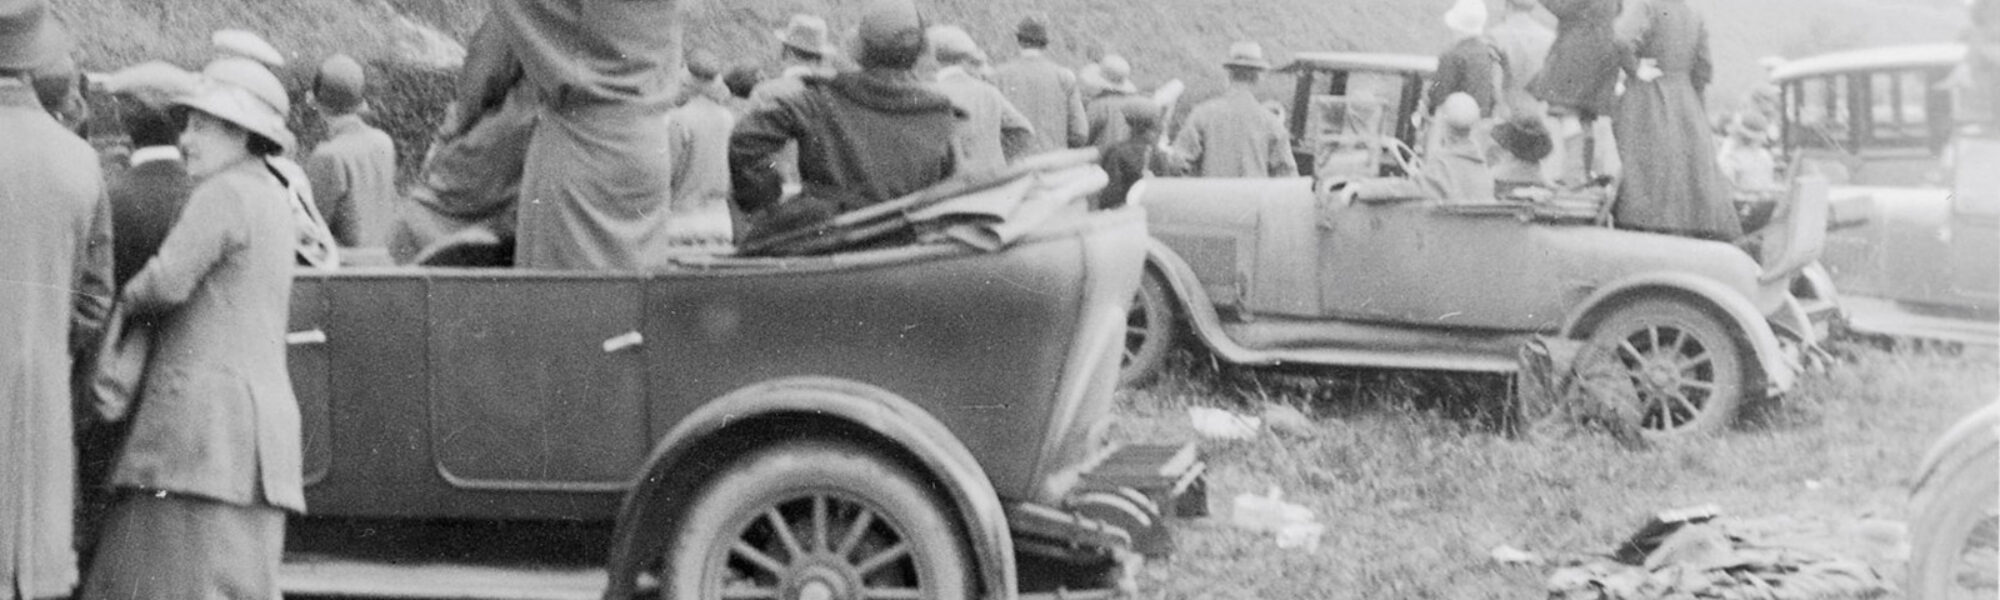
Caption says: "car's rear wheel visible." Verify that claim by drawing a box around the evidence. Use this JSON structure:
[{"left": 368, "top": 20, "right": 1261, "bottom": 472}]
[
  {"left": 1121, "top": 271, "right": 1177, "bottom": 388},
  {"left": 1908, "top": 441, "right": 1999, "bottom": 600},
  {"left": 663, "top": 440, "right": 972, "bottom": 600},
  {"left": 1586, "top": 298, "right": 1748, "bottom": 437}
]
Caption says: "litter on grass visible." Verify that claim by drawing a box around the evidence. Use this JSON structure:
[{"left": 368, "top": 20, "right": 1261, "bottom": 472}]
[
  {"left": 1230, "top": 487, "right": 1323, "bottom": 551},
  {"left": 1189, "top": 407, "right": 1262, "bottom": 440},
  {"left": 1547, "top": 506, "right": 1896, "bottom": 600}
]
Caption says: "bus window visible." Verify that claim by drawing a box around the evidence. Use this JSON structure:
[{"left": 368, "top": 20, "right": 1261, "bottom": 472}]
[{"left": 1790, "top": 76, "right": 1851, "bottom": 151}]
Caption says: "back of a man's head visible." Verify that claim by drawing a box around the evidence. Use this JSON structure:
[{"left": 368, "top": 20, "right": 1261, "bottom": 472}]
[
  {"left": 118, "top": 95, "right": 180, "bottom": 148},
  {"left": 855, "top": 0, "right": 926, "bottom": 70}
]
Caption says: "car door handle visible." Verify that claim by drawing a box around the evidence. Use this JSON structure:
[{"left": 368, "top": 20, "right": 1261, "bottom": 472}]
[
  {"left": 286, "top": 329, "right": 328, "bottom": 346},
  {"left": 602, "top": 331, "right": 644, "bottom": 353}
]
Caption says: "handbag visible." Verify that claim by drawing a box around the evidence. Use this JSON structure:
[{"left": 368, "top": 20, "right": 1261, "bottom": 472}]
[{"left": 89, "top": 300, "right": 152, "bottom": 423}]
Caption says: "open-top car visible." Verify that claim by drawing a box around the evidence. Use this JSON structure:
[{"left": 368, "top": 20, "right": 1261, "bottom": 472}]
[
  {"left": 1120, "top": 54, "right": 1828, "bottom": 438},
  {"left": 1772, "top": 43, "right": 1999, "bottom": 345},
  {"left": 277, "top": 156, "right": 1204, "bottom": 600}
]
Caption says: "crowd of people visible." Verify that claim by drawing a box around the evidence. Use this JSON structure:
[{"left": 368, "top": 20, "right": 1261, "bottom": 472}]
[{"left": 5, "top": 0, "right": 1997, "bottom": 598}]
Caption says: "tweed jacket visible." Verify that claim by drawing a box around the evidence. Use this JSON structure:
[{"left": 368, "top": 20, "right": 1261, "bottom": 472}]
[{"left": 117, "top": 158, "right": 305, "bottom": 513}]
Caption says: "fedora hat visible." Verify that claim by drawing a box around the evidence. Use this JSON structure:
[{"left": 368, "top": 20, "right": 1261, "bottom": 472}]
[
  {"left": 178, "top": 58, "right": 295, "bottom": 152},
  {"left": 0, "top": 0, "right": 68, "bottom": 72},
  {"left": 774, "top": 14, "right": 832, "bottom": 57},
  {"left": 1444, "top": 0, "right": 1488, "bottom": 37},
  {"left": 1223, "top": 40, "right": 1270, "bottom": 71}
]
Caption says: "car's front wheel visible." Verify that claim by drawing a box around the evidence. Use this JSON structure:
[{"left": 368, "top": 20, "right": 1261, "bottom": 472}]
[
  {"left": 1120, "top": 271, "right": 1178, "bottom": 388},
  {"left": 1908, "top": 437, "right": 1999, "bottom": 599},
  {"left": 663, "top": 440, "right": 972, "bottom": 600},
  {"left": 1586, "top": 298, "right": 1749, "bottom": 437}
]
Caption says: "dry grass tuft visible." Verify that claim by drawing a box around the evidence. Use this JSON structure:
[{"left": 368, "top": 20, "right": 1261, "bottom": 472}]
[{"left": 1115, "top": 341, "right": 1997, "bottom": 599}]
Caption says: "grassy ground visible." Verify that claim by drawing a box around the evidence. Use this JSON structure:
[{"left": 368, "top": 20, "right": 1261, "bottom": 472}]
[{"left": 1112, "top": 341, "right": 1997, "bottom": 599}]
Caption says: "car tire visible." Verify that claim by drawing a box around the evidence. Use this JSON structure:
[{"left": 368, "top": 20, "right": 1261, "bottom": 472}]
[
  {"left": 1121, "top": 271, "right": 1178, "bottom": 388},
  {"left": 1586, "top": 298, "right": 1748, "bottom": 437},
  {"left": 1907, "top": 440, "right": 1999, "bottom": 600},
  {"left": 662, "top": 440, "right": 973, "bottom": 600}
]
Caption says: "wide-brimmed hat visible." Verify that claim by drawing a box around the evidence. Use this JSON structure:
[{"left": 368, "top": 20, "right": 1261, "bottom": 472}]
[
  {"left": 1444, "top": 0, "right": 1488, "bottom": 37},
  {"left": 0, "top": 0, "right": 69, "bottom": 72},
  {"left": 1729, "top": 112, "right": 1771, "bottom": 142},
  {"left": 212, "top": 29, "right": 286, "bottom": 68},
  {"left": 102, "top": 60, "right": 201, "bottom": 108},
  {"left": 177, "top": 57, "right": 295, "bottom": 152},
  {"left": 774, "top": 14, "right": 832, "bottom": 57},
  {"left": 1438, "top": 92, "right": 1480, "bottom": 130},
  {"left": 1082, "top": 54, "right": 1137, "bottom": 94}
]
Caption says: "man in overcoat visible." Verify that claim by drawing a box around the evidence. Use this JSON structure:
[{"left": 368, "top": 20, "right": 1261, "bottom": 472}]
[
  {"left": 0, "top": 2, "right": 111, "bottom": 596},
  {"left": 993, "top": 15, "right": 1088, "bottom": 152},
  {"left": 494, "top": 0, "right": 681, "bottom": 270},
  {"left": 728, "top": 0, "right": 962, "bottom": 238},
  {"left": 1170, "top": 41, "right": 1298, "bottom": 178},
  {"left": 929, "top": 25, "right": 1035, "bottom": 173}
]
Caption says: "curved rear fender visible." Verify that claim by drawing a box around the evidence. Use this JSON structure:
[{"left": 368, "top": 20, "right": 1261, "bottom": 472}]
[
  {"left": 1912, "top": 401, "right": 2000, "bottom": 497},
  {"left": 600, "top": 377, "right": 1015, "bottom": 600},
  {"left": 1561, "top": 273, "right": 1797, "bottom": 394},
  {"left": 1144, "top": 240, "right": 1232, "bottom": 355}
]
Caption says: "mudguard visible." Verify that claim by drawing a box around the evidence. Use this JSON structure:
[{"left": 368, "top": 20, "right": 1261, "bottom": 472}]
[
  {"left": 1561, "top": 273, "right": 1798, "bottom": 395},
  {"left": 1913, "top": 401, "right": 2000, "bottom": 496},
  {"left": 599, "top": 377, "right": 1015, "bottom": 600}
]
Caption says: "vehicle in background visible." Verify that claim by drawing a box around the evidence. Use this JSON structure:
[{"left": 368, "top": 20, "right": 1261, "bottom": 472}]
[
  {"left": 279, "top": 162, "right": 1204, "bottom": 600},
  {"left": 1118, "top": 52, "right": 1827, "bottom": 439},
  {"left": 1275, "top": 52, "right": 1435, "bottom": 180},
  {"left": 1906, "top": 400, "right": 1999, "bottom": 600},
  {"left": 1772, "top": 43, "right": 1999, "bottom": 345}
]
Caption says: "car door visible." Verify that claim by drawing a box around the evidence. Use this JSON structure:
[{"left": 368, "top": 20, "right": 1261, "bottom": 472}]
[
  {"left": 1317, "top": 199, "right": 1560, "bottom": 330},
  {"left": 286, "top": 273, "right": 332, "bottom": 486},
  {"left": 426, "top": 272, "right": 649, "bottom": 491},
  {"left": 1949, "top": 137, "right": 1999, "bottom": 308}
]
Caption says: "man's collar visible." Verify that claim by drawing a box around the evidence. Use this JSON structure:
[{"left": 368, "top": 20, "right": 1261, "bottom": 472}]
[
  {"left": 325, "top": 113, "right": 366, "bottom": 135},
  {"left": 129, "top": 146, "right": 183, "bottom": 166},
  {"left": 1020, "top": 49, "right": 1047, "bottom": 59}
]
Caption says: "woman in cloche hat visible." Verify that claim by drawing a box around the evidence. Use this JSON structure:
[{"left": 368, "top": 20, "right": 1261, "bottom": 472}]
[{"left": 78, "top": 58, "right": 307, "bottom": 600}]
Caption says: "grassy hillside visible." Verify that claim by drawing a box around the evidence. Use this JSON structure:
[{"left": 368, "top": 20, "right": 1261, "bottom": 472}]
[{"left": 49, "top": 0, "right": 1971, "bottom": 176}]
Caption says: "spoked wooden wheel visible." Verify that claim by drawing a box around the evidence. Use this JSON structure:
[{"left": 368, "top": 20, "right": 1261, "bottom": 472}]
[
  {"left": 664, "top": 440, "right": 970, "bottom": 600},
  {"left": 1587, "top": 299, "right": 1747, "bottom": 436},
  {"left": 1120, "top": 271, "right": 1176, "bottom": 388}
]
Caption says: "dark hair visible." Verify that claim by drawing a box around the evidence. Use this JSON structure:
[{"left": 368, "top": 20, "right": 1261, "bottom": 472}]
[
  {"left": 723, "top": 66, "right": 763, "bottom": 99},
  {"left": 117, "top": 96, "right": 182, "bottom": 148},
  {"left": 1225, "top": 67, "right": 1262, "bottom": 84},
  {"left": 246, "top": 133, "right": 283, "bottom": 157},
  {"left": 1015, "top": 18, "right": 1050, "bottom": 48},
  {"left": 1491, "top": 116, "right": 1553, "bottom": 162},
  {"left": 780, "top": 45, "right": 823, "bottom": 64}
]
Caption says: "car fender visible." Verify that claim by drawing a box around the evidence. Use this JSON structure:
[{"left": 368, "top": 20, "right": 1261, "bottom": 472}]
[
  {"left": 1560, "top": 273, "right": 1797, "bottom": 394},
  {"left": 600, "top": 377, "right": 1015, "bottom": 600},
  {"left": 1142, "top": 239, "right": 1251, "bottom": 363},
  {"left": 1912, "top": 400, "right": 2000, "bottom": 497}
]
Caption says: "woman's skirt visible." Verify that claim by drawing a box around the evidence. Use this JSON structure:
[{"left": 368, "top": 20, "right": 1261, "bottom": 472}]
[{"left": 79, "top": 490, "right": 284, "bottom": 600}]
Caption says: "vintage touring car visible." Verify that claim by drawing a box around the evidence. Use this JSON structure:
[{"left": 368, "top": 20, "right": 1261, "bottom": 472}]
[
  {"left": 277, "top": 158, "right": 1204, "bottom": 600},
  {"left": 1119, "top": 53, "right": 1828, "bottom": 438}
]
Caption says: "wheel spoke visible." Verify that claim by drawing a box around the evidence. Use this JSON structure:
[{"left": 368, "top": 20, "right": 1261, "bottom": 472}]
[
  {"left": 1666, "top": 327, "right": 1689, "bottom": 357},
  {"left": 722, "top": 586, "right": 781, "bottom": 599},
  {"left": 1679, "top": 379, "right": 1716, "bottom": 393},
  {"left": 863, "top": 587, "right": 925, "bottom": 600},
  {"left": 1617, "top": 340, "right": 1647, "bottom": 365},
  {"left": 1676, "top": 351, "right": 1712, "bottom": 373},
  {"left": 765, "top": 508, "right": 805, "bottom": 560},
  {"left": 1647, "top": 326, "right": 1661, "bottom": 354},
  {"left": 812, "top": 496, "right": 830, "bottom": 553},
  {"left": 854, "top": 541, "right": 911, "bottom": 576},
  {"left": 836, "top": 507, "right": 876, "bottom": 559},
  {"left": 730, "top": 541, "right": 788, "bottom": 577},
  {"left": 1128, "top": 325, "right": 1148, "bottom": 337},
  {"left": 1668, "top": 392, "right": 1702, "bottom": 424}
]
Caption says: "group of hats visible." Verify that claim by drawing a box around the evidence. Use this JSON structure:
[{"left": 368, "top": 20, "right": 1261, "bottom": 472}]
[{"left": 776, "top": 0, "right": 928, "bottom": 62}]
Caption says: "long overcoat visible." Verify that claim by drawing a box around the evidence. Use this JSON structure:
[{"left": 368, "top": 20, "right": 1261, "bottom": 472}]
[
  {"left": 1610, "top": 0, "right": 1740, "bottom": 240},
  {"left": 115, "top": 158, "right": 305, "bottom": 512},
  {"left": 0, "top": 79, "right": 112, "bottom": 600},
  {"left": 1530, "top": 0, "right": 1623, "bottom": 117}
]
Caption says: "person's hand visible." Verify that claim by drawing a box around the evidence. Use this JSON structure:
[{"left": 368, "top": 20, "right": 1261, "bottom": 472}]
[{"left": 1637, "top": 58, "right": 1664, "bottom": 83}]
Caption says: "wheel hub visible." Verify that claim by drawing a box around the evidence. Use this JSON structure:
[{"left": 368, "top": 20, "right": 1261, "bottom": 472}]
[
  {"left": 1641, "top": 360, "right": 1679, "bottom": 391},
  {"left": 783, "top": 560, "right": 858, "bottom": 600}
]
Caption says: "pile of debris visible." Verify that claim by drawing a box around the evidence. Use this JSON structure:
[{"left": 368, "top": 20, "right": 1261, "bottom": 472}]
[{"left": 1546, "top": 505, "right": 1896, "bottom": 600}]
